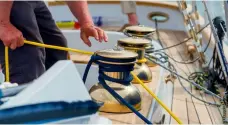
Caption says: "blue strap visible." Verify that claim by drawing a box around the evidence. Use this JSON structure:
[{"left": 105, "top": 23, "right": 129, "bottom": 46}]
[
  {"left": 0, "top": 100, "right": 100, "bottom": 124},
  {"left": 83, "top": 55, "right": 135, "bottom": 84},
  {"left": 83, "top": 54, "right": 152, "bottom": 124}
]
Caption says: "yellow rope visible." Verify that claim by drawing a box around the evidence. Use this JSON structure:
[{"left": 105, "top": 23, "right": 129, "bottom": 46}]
[
  {"left": 137, "top": 58, "right": 147, "bottom": 63},
  {"left": 131, "top": 73, "right": 183, "bottom": 124},
  {"left": 5, "top": 47, "right": 9, "bottom": 82},
  {"left": 4, "top": 40, "right": 182, "bottom": 124},
  {"left": 24, "top": 40, "right": 94, "bottom": 55}
]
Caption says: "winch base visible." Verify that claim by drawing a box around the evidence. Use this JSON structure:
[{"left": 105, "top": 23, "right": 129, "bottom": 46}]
[
  {"left": 132, "top": 63, "right": 153, "bottom": 83},
  {"left": 89, "top": 83, "right": 142, "bottom": 113}
]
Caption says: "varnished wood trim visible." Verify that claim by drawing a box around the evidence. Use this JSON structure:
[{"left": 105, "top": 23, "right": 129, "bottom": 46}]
[{"left": 48, "top": 1, "right": 179, "bottom": 10}]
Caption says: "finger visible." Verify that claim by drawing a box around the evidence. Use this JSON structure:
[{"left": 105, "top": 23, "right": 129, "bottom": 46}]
[
  {"left": 3, "top": 39, "right": 11, "bottom": 47},
  {"left": 96, "top": 29, "right": 104, "bottom": 42},
  {"left": 10, "top": 40, "right": 17, "bottom": 50},
  {"left": 91, "top": 28, "right": 99, "bottom": 41},
  {"left": 17, "top": 35, "right": 24, "bottom": 47},
  {"left": 81, "top": 33, "right": 91, "bottom": 47},
  {"left": 103, "top": 31, "right": 108, "bottom": 42}
]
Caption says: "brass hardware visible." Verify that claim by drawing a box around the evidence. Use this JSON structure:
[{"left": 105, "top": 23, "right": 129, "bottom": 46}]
[
  {"left": 123, "top": 25, "right": 157, "bottom": 67},
  {"left": 165, "top": 74, "right": 177, "bottom": 83},
  {"left": 124, "top": 25, "right": 155, "bottom": 37},
  {"left": 89, "top": 49, "right": 142, "bottom": 113},
  {"left": 117, "top": 37, "right": 152, "bottom": 83}
]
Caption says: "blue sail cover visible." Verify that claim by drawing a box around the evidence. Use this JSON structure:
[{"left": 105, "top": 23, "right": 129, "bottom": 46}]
[{"left": 0, "top": 100, "right": 101, "bottom": 124}]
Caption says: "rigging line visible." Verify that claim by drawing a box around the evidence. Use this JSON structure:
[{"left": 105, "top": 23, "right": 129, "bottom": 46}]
[
  {"left": 175, "top": 51, "right": 210, "bottom": 111},
  {"left": 162, "top": 52, "right": 199, "bottom": 64},
  {"left": 147, "top": 23, "right": 218, "bottom": 105},
  {"left": 160, "top": 28, "right": 213, "bottom": 64},
  {"left": 153, "top": 23, "right": 210, "bottom": 52},
  {"left": 154, "top": 15, "right": 192, "bottom": 76},
  {"left": 153, "top": 15, "right": 188, "bottom": 74},
  {"left": 154, "top": 21, "right": 192, "bottom": 86},
  {"left": 168, "top": 61, "right": 221, "bottom": 106},
  {"left": 155, "top": 19, "right": 163, "bottom": 48},
  {"left": 147, "top": 42, "right": 220, "bottom": 108},
  {"left": 153, "top": 14, "right": 188, "bottom": 78},
  {"left": 145, "top": 55, "right": 222, "bottom": 101},
  {"left": 174, "top": 29, "right": 220, "bottom": 108},
  {"left": 166, "top": 28, "right": 193, "bottom": 79},
  {"left": 151, "top": 15, "right": 219, "bottom": 106}
]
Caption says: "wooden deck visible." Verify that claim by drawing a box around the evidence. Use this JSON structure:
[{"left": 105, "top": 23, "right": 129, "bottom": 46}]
[
  {"left": 157, "top": 30, "right": 223, "bottom": 124},
  {"left": 70, "top": 29, "right": 224, "bottom": 124}
]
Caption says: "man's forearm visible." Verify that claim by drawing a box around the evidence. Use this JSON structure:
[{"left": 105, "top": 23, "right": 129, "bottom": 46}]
[
  {"left": 0, "top": 1, "right": 13, "bottom": 23},
  {"left": 66, "top": 1, "right": 94, "bottom": 27}
]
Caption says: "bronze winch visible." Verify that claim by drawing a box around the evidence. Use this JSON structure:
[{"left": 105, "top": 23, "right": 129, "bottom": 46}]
[
  {"left": 117, "top": 37, "right": 152, "bottom": 83},
  {"left": 89, "top": 49, "right": 142, "bottom": 113},
  {"left": 123, "top": 25, "right": 157, "bottom": 67}
]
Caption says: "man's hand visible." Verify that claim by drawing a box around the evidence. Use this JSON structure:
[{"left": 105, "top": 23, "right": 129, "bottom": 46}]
[
  {"left": 0, "top": 1, "right": 24, "bottom": 50},
  {"left": 65, "top": 1, "right": 108, "bottom": 47},
  {"left": 0, "top": 21, "right": 24, "bottom": 50},
  {"left": 80, "top": 25, "right": 108, "bottom": 47}
]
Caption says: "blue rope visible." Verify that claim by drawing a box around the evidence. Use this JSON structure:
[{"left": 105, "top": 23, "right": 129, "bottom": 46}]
[{"left": 83, "top": 54, "right": 152, "bottom": 124}]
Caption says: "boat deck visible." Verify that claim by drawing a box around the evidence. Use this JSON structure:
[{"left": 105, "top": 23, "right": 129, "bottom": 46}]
[
  {"left": 70, "top": 29, "right": 224, "bottom": 124},
  {"left": 158, "top": 30, "right": 223, "bottom": 124}
]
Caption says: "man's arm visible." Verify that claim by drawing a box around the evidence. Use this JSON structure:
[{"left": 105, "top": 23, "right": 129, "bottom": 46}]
[
  {"left": 0, "top": 1, "right": 13, "bottom": 23},
  {"left": 65, "top": 1, "right": 108, "bottom": 47},
  {"left": 65, "top": 1, "right": 93, "bottom": 28},
  {"left": 0, "top": 1, "right": 24, "bottom": 49}
]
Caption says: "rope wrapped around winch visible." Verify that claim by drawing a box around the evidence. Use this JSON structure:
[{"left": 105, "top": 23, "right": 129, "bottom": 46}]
[{"left": 82, "top": 54, "right": 152, "bottom": 124}]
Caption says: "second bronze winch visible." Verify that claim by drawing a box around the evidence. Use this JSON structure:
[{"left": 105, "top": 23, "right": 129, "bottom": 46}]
[
  {"left": 117, "top": 37, "right": 152, "bottom": 83},
  {"left": 123, "top": 25, "right": 157, "bottom": 67}
]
